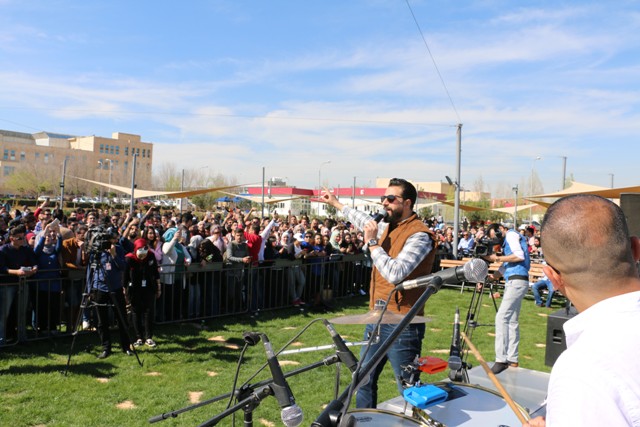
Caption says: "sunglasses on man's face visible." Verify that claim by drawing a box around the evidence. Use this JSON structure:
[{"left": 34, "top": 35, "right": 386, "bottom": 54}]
[{"left": 380, "top": 195, "right": 403, "bottom": 203}]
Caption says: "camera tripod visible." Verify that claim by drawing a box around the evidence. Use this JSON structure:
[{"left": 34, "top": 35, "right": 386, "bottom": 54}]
[{"left": 63, "top": 251, "right": 142, "bottom": 375}]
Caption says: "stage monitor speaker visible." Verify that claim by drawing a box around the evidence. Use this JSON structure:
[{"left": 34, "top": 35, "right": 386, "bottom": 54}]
[
  {"left": 620, "top": 193, "right": 640, "bottom": 238},
  {"left": 545, "top": 305, "right": 578, "bottom": 367}
]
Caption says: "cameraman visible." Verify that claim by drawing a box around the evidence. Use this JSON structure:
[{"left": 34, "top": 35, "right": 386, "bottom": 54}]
[
  {"left": 483, "top": 223, "right": 530, "bottom": 374},
  {"left": 87, "top": 229, "right": 132, "bottom": 359}
]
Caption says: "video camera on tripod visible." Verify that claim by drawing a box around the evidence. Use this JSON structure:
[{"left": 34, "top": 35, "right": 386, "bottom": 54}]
[
  {"left": 86, "top": 224, "right": 118, "bottom": 255},
  {"left": 471, "top": 223, "right": 505, "bottom": 258}
]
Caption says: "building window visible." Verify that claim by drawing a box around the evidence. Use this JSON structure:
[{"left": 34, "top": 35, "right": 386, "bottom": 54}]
[
  {"left": 136, "top": 148, "right": 140, "bottom": 155},
  {"left": 116, "top": 146, "right": 119, "bottom": 155},
  {"left": 110, "top": 145, "right": 114, "bottom": 154},
  {"left": 44, "top": 153, "right": 49, "bottom": 163},
  {"left": 142, "top": 149, "right": 146, "bottom": 158},
  {"left": 3, "top": 149, "right": 7, "bottom": 160},
  {"left": 3, "top": 166, "right": 15, "bottom": 176},
  {"left": 124, "top": 161, "right": 128, "bottom": 171},
  {"left": 147, "top": 149, "right": 151, "bottom": 158},
  {"left": 125, "top": 147, "right": 129, "bottom": 156},
  {"left": 20, "top": 152, "right": 25, "bottom": 161},
  {"left": 35, "top": 152, "right": 40, "bottom": 161},
  {"left": 100, "top": 144, "right": 104, "bottom": 154},
  {"left": 10, "top": 150, "right": 15, "bottom": 161}
]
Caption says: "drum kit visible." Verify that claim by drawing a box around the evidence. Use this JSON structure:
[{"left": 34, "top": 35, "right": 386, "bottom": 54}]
[{"left": 323, "top": 309, "right": 530, "bottom": 427}]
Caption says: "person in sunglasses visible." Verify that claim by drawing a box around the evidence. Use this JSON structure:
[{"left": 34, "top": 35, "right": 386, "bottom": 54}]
[{"left": 320, "top": 178, "right": 436, "bottom": 409}]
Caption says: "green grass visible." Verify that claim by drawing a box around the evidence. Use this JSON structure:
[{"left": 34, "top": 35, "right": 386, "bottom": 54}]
[{"left": 0, "top": 288, "right": 555, "bottom": 426}]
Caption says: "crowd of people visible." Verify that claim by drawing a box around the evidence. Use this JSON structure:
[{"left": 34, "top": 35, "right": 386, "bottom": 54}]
[
  {"left": 0, "top": 196, "right": 554, "bottom": 350},
  {"left": 0, "top": 199, "right": 383, "bottom": 348}
]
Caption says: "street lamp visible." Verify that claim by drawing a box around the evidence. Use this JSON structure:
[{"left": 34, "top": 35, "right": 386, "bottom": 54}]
[
  {"left": 446, "top": 175, "right": 461, "bottom": 258},
  {"left": 530, "top": 156, "right": 542, "bottom": 221},
  {"left": 512, "top": 185, "right": 519, "bottom": 229},
  {"left": 608, "top": 173, "right": 614, "bottom": 188},
  {"left": 97, "top": 160, "right": 103, "bottom": 204},
  {"left": 559, "top": 156, "right": 567, "bottom": 190},
  {"left": 105, "top": 158, "right": 113, "bottom": 205},
  {"left": 318, "top": 160, "right": 331, "bottom": 216}
]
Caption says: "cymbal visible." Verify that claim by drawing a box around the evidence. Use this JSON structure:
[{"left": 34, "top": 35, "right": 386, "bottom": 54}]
[{"left": 330, "top": 310, "right": 430, "bottom": 325}]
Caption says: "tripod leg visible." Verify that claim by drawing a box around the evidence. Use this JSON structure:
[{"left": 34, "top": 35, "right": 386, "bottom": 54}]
[
  {"left": 108, "top": 290, "right": 143, "bottom": 367},
  {"left": 63, "top": 292, "right": 92, "bottom": 375}
]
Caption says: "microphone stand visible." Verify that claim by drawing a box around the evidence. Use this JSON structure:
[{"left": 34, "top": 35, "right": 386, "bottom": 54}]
[
  {"left": 312, "top": 276, "right": 444, "bottom": 427},
  {"left": 149, "top": 355, "right": 340, "bottom": 425}
]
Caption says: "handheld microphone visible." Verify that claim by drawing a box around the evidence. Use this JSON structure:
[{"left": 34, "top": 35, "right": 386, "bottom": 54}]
[
  {"left": 261, "top": 333, "right": 304, "bottom": 427},
  {"left": 370, "top": 208, "right": 388, "bottom": 223},
  {"left": 322, "top": 319, "right": 358, "bottom": 373},
  {"left": 448, "top": 308, "right": 462, "bottom": 372},
  {"left": 396, "top": 258, "right": 488, "bottom": 291}
]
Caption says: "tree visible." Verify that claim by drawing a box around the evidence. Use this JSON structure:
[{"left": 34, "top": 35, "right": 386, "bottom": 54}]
[{"left": 418, "top": 206, "right": 433, "bottom": 219}]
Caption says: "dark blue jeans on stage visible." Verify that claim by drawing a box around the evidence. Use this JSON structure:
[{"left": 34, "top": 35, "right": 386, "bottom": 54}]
[{"left": 356, "top": 322, "right": 425, "bottom": 408}]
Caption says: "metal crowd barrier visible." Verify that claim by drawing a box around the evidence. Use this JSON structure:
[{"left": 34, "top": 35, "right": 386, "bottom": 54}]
[{"left": 0, "top": 254, "right": 371, "bottom": 346}]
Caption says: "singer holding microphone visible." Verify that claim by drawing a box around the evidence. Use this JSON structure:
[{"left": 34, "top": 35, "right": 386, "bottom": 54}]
[{"left": 320, "top": 177, "right": 436, "bottom": 408}]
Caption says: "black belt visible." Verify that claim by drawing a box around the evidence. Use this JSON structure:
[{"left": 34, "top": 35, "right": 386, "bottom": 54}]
[{"left": 508, "top": 275, "right": 528, "bottom": 281}]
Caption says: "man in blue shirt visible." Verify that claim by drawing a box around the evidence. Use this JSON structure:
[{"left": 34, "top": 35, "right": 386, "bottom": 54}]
[{"left": 484, "top": 223, "right": 530, "bottom": 374}]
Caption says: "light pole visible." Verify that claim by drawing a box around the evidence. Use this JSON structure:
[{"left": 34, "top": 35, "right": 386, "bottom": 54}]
[
  {"left": 97, "top": 160, "right": 103, "bottom": 204},
  {"left": 512, "top": 185, "right": 519, "bottom": 229},
  {"left": 530, "top": 156, "right": 541, "bottom": 221},
  {"left": 59, "top": 157, "right": 69, "bottom": 210},
  {"left": 609, "top": 173, "right": 614, "bottom": 188},
  {"left": 560, "top": 156, "right": 567, "bottom": 190},
  {"left": 318, "top": 160, "right": 331, "bottom": 216},
  {"left": 105, "top": 158, "right": 113, "bottom": 204}
]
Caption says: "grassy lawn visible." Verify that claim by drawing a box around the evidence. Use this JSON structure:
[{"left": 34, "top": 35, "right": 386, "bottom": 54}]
[{"left": 0, "top": 287, "right": 555, "bottom": 426}]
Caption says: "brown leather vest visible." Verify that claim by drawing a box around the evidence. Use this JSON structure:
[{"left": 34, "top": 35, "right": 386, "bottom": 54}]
[{"left": 369, "top": 213, "right": 436, "bottom": 315}]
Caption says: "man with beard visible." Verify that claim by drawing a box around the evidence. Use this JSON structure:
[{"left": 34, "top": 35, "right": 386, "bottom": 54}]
[{"left": 320, "top": 178, "right": 436, "bottom": 408}]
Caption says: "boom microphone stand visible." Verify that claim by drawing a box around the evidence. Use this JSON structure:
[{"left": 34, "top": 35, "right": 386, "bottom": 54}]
[{"left": 149, "top": 354, "right": 341, "bottom": 425}]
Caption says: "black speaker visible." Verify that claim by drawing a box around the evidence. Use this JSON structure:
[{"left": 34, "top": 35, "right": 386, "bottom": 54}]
[
  {"left": 620, "top": 193, "right": 640, "bottom": 238},
  {"left": 545, "top": 305, "right": 578, "bottom": 367}
]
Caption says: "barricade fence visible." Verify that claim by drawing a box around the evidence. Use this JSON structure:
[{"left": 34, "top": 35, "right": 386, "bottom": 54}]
[{"left": 0, "top": 254, "right": 372, "bottom": 347}]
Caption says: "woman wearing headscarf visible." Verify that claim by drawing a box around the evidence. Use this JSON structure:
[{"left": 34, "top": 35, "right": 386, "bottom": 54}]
[
  {"left": 159, "top": 227, "right": 191, "bottom": 321},
  {"left": 32, "top": 221, "right": 63, "bottom": 334},
  {"left": 125, "top": 238, "right": 160, "bottom": 347}
]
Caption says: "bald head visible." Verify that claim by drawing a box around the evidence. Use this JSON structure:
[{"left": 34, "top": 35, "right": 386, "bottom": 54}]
[{"left": 541, "top": 195, "right": 637, "bottom": 288}]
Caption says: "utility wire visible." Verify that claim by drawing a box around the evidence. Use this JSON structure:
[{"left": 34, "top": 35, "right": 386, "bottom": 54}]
[{"left": 405, "top": 0, "right": 462, "bottom": 124}]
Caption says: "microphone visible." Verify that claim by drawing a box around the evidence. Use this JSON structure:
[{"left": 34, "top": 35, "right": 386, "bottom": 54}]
[
  {"left": 370, "top": 208, "right": 388, "bottom": 223},
  {"left": 243, "top": 331, "right": 262, "bottom": 346},
  {"left": 261, "top": 333, "right": 304, "bottom": 427},
  {"left": 322, "top": 319, "right": 358, "bottom": 373},
  {"left": 395, "top": 258, "right": 488, "bottom": 291},
  {"left": 448, "top": 308, "right": 462, "bottom": 372}
]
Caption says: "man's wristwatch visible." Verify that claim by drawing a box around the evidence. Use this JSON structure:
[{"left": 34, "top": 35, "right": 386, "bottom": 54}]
[{"left": 367, "top": 238, "right": 378, "bottom": 247}]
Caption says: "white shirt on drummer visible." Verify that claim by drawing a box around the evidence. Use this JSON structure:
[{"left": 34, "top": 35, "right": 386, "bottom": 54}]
[{"left": 545, "top": 291, "right": 640, "bottom": 426}]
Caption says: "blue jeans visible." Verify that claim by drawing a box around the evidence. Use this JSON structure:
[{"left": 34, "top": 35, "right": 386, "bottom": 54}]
[
  {"left": 495, "top": 279, "right": 529, "bottom": 363},
  {"left": 532, "top": 279, "right": 554, "bottom": 307},
  {"left": 356, "top": 322, "right": 425, "bottom": 408}
]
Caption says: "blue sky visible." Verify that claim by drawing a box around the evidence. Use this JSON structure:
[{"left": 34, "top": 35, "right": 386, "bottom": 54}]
[{"left": 1, "top": 1, "right": 639, "bottom": 196}]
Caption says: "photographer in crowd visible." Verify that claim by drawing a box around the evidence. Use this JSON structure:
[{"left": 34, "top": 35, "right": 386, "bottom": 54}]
[{"left": 86, "top": 226, "right": 132, "bottom": 359}]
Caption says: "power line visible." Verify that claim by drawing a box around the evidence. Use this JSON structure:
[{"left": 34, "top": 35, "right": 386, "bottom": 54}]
[{"left": 405, "top": 0, "right": 462, "bottom": 124}]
